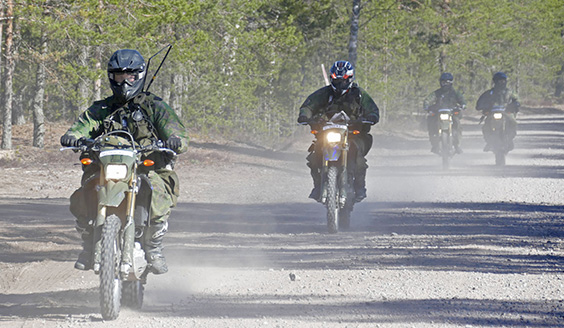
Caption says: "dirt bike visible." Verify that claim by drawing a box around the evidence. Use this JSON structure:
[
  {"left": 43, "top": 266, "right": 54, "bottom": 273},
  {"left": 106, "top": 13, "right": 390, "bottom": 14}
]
[
  {"left": 482, "top": 105, "right": 510, "bottom": 166},
  {"left": 436, "top": 108, "right": 455, "bottom": 169},
  {"left": 305, "top": 111, "right": 369, "bottom": 233},
  {"left": 61, "top": 130, "right": 176, "bottom": 320}
]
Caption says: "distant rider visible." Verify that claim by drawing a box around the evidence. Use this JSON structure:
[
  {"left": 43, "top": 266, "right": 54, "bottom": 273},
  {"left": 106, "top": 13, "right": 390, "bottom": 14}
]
[
  {"left": 476, "top": 71, "right": 520, "bottom": 151},
  {"left": 60, "top": 49, "right": 188, "bottom": 274},
  {"left": 423, "top": 72, "right": 466, "bottom": 154},
  {"left": 297, "top": 60, "right": 379, "bottom": 202}
]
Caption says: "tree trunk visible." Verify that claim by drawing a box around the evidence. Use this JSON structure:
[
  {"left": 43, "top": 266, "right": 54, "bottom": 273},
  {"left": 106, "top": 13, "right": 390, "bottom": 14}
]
[
  {"left": 2, "top": 0, "right": 14, "bottom": 150},
  {"left": 348, "top": 0, "right": 360, "bottom": 67},
  {"left": 170, "top": 73, "right": 183, "bottom": 117},
  {"left": 33, "top": 29, "right": 47, "bottom": 148},
  {"left": 12, "top": 17, "right": 24, "bottom": 125},
  {"left": 94, "top": 46, "right": 102, "bottom": 100},
  {"left": 78, "top": 42, "right": 90, "bottom": 113}
]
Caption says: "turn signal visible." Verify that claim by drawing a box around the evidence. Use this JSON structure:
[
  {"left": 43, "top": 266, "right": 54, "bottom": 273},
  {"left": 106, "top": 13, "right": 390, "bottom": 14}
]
[
  {"left": 352, "top": 130, "right": 360, "bottom": 135},
  {"left": 311, "top": 130, "right": 318, "bottom": 135},
  {"left": 81, "top": 158, "right": 92, "bottom": 165},
  {"left": 143, "top": 159, "right": 155, "bottom": 167}
]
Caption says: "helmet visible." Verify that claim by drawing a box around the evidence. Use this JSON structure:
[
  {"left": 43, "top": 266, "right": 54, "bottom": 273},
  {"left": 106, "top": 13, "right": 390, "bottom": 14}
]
[
  {"left": 107, "top": 49, "right": 146, "bottom": 103},
  {"left": 439, "top": 72, "right": 454, "bottom": 89},
  {"left": 439, "top": 72, "right": 454, "bottom": 82},
  {"left": 329, "top": 60, "right": 354, "bottom": 96},
  {"left": 492, "top": 71, "right": 507, "bottom": 89},
  {"left": 493, "top": 71, "right": 507, "bottom": 82}
]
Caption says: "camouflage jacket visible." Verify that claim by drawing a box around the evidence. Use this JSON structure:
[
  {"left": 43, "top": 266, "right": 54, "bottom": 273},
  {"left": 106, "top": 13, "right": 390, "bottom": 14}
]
[
  {"left": 476, "top": 87, "right": 520, "bottom": 113},
  {"left": 299, "top": 84, "right": 380, "bottom": 125},
  {"left": 64, "top": 92, "right": 188, "bottom": 154},
  {"left": 423, "top": 87, "right": 466, "bottom": 112}
]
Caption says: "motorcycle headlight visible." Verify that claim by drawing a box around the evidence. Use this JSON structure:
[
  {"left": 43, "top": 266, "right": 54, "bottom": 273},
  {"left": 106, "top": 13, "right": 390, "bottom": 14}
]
[
  {"left": 439, "top": 113, "right": 451, "bottom": 121},
  {"left": 326, "top": 131, "right": 342, "bottom": 143},
  {"left": 105, "top": 164, "right": 128, "bottom": 181},
  {"left": 493, "top": 113, "right": 503, "bottom": 119}
]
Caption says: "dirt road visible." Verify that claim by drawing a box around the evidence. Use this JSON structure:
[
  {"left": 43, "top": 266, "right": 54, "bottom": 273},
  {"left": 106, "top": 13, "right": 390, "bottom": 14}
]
[{"left": 0, "top": 107, "right": 563, "bottom": 327}]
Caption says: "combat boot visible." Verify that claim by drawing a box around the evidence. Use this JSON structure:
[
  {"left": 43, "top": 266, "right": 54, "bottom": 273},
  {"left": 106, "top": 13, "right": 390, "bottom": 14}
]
[
  {"left": 74, "top": 226, "right": 93, "bottom": 270},
  {"left": 308, "top": 166, "right": 322, "bottom": 202},
  {"left": 144, "top": 221, "right": 168, "bottom": 274}
]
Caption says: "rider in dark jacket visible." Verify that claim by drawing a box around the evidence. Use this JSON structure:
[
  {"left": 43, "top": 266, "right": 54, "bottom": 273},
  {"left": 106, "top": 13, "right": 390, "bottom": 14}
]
[
  {"left": 297, "top": 60, "right": 379, "bottom": 202},
  {"left": 60, "top": 49, "right": 188, "bottom": 274},
  {"left": 476, "top": 71, "right": 520, "bottom": 151},
  {"left": 423, "top": 72, "right": 466, "bottom": 154}
]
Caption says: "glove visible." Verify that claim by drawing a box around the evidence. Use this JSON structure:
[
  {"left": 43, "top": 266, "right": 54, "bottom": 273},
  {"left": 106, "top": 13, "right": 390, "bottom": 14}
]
[
  {"left": 165, "top": 135, "right": 182, "bottom": 151},
  {"left": 297, "top": 115, "right": 309, "bottom": 124},
  {"left": 60, "top": 134, "right": 79, "bottom": 147},
  {"left": 364, "top": 114, "right": 379, "bottom": 125}
]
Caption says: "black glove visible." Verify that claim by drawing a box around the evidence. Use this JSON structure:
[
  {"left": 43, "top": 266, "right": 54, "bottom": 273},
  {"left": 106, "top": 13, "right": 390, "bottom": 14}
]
[
  {"left": 297, "top": 115, "right": 309, "bottom": 124},
  {"left": 165, "top": 135, "right": 182, "bottom": 151},
  {"left": 364, "top": 114, "right": 379, "bottom": 125},
  {"left": 60, "top": 134, "right": 79, "bottom": 147}
]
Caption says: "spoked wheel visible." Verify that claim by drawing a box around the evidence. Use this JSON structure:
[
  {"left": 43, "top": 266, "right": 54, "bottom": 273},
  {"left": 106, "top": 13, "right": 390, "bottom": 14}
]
[
  {"left": 122, "top": 280, "right": 144, "bottom": 309},
  {"left": 441, "top": 132, "right": 451, "bottom": 170},
  {"left": 338, "top": 203, "right": 353, "bottom": 231},
  {"left": 326, "top": 166, "right": 339, "bottom": 234},
  {"left": 99, "top": 214, "right": 122, "bottom": 320}
]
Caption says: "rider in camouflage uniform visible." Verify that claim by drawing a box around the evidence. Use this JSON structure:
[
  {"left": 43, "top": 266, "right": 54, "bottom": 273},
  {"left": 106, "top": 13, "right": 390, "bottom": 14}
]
[
  {"left": 423, "top": 72, "right": 466, "bottom": 154},
  {"left": 298, "top": 60, "right": 379, "bottom": 202},
  {"left": 60, "top": 49, "right": 188, "bottom": 274},
  {"left": 476, "top": 71, "right": 520, "bottom": 151}
]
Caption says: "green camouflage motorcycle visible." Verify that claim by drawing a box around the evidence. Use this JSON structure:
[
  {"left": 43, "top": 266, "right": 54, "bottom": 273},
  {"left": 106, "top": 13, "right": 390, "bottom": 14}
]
[{"left": 62, "top": 130, "right": 176, "bottom": 320}]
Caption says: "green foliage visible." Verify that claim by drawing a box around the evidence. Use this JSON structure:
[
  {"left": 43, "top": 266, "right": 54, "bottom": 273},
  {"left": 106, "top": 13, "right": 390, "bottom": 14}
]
[{"left": 5, "top": 0, "right": 564, "bottom": 146}]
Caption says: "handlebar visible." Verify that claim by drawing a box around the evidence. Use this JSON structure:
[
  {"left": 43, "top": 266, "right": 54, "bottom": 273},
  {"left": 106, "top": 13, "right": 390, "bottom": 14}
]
[{"left": 60, "top": 139, "right": 177, "bottom": 156}]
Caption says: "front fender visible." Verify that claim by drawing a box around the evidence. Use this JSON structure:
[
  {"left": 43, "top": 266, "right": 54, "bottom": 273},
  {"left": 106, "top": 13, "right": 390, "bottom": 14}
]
[
  {"left": 97, "top": 180, "right": 129, "bottom": 207},
  {"left": 323, "top": 144, "right": 343, "bottom": 162}
]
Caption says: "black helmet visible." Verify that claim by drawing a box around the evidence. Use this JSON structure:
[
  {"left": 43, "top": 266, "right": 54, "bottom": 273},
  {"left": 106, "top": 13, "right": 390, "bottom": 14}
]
[
  {"left": 439, "top": 72, "right": 454, "bottom": 82},
  {"left": 492, "top": 71, "right": 507, "bottom": 82},
  {"left": 439, "top": 72, "right": 454, "bottom": 89},
  {"left": 107, "top": 49, "right": 146, "bottom": 103},
  {"left": 492, "top": 71, "right": 507, "bottom": 89},
  {"left": 329, "top": 60, "right": 354, "bottom": 96}
]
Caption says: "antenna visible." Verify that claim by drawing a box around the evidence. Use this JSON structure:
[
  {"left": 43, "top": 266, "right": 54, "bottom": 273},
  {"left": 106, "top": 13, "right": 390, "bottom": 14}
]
[{"left": 144, "top": 43, "right": 173, "bottom": 93}]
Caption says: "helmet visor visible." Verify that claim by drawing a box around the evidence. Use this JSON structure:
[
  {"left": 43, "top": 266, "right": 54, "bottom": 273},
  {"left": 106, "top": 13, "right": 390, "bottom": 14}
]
[
  {"left": 109, "top": 70, "right": 144, "bottom": 86},
  {"left": 440, "top": 80, "right": 453, "bottom": 88},
  {"left": 331, "top": 78, "right": 351, "bottom": 91}
]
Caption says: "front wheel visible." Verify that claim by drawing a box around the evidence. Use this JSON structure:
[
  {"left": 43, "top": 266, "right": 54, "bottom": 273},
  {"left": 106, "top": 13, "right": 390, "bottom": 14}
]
[
  {"left": 99, "top": 214, "right": 122, "bottom": 320},
  {"left": 495, "top": 152, "right": 506, "bottom": 166},
  {"left": 441, "top": 132, "right": 451, "bottom": 170},
  {"left": 326, "top": 166, "right": 339, "bottom": 234}
]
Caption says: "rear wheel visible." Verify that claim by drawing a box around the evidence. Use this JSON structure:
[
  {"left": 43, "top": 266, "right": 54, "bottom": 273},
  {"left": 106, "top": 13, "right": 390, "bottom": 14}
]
[
  {"left": 99, "top": 214, "right": 122, "bottom": 320},
  {"left": 122, "top": 280, "right": 144, "bottom": 309},
  {"left": 326, "top": 166, "right": 339, "bottom": 234}
]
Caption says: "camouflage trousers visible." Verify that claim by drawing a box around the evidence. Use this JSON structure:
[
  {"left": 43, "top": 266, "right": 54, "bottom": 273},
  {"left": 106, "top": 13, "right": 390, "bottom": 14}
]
[{"left": 69, "top": 165, "right": 179, "bottom": 230}]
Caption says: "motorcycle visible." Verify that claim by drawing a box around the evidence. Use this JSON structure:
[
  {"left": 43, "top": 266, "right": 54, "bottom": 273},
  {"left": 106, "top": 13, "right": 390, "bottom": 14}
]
[
  {"left": 436, "top": 108, "right": 455, "bottom": 169},
  {"left": 61, "top": 130, "right": 176, "bottom": 320},
  {"left": 482, "top": 105, "right": 510, "bottom": 166},
  {"left": 305, "top": 111, "right": 369, "bottom": 233}
]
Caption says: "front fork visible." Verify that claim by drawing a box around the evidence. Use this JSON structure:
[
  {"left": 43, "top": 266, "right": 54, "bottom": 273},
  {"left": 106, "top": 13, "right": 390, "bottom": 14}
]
[
  {"left": 91, "top": 176, "right": 138, "bottom": 276},
  {"left": 321, "top": 147, "right": 349, "bottom": 207}
]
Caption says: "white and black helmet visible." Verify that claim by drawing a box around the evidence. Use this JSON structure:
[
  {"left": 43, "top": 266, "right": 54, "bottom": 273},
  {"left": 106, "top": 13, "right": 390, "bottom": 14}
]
[
  {"left": 107, "top": 49, "right": 146, "bottom": 103},
  {"left": 329, "top": 60, "right": 354, "bottom": 96}
]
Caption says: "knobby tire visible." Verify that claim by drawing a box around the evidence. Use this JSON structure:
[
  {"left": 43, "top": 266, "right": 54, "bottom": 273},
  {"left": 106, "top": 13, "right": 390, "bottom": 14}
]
[
  {"left": 326, "top": 166, "right": 339, "bottom": 234},
  {"left": 99, "top": 214, "right": 122, "bottom": 320}
]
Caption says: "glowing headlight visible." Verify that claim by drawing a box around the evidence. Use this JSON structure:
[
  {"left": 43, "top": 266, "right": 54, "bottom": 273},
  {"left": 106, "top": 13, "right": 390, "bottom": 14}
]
[
  {"left": 105, "top": 164, "right": 128, "bottom": 181},
  {"left": 326, "top": 132, "right": 342, "bottom": 143},
  {"left": 439, "top": 113, "right": 451, "bottom": 121},
  {"left": 493, "top": 113, "right": 503, "bottom": 119}
]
